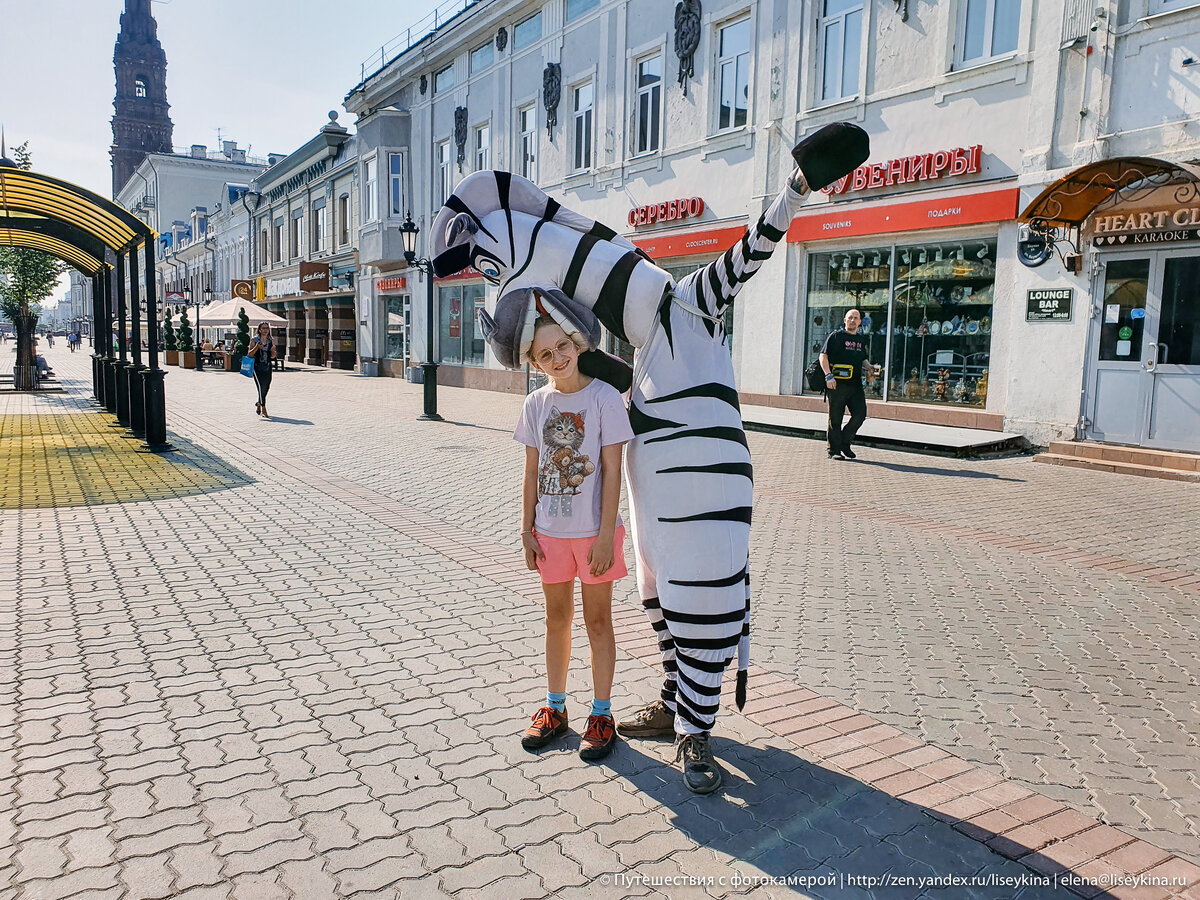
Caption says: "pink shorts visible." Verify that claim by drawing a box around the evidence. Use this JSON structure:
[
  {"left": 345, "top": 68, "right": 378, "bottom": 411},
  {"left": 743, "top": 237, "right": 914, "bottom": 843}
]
[{"left": 534, "top": 524, "right": 628, "bottom": 585}]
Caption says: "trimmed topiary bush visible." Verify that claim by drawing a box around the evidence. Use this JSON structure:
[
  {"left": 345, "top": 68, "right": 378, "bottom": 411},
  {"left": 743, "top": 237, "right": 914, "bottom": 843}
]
[{"left": 177, "top": 308, "right": 194, "bottom": 353}]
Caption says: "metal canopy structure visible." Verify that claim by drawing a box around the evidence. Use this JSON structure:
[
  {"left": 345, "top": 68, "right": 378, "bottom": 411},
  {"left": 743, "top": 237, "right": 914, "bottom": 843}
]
[
  {"left": 1019, "top": 157, "right": 1200, "bottom": 228},
  {"left": 0, "top": 160, "right": 169, "bottom": 447}
]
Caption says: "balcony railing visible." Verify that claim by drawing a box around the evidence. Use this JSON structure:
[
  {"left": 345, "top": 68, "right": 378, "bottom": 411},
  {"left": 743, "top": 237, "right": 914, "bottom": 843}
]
[{"left": 357, "top": 0, "right": 490, "bottom": 84}]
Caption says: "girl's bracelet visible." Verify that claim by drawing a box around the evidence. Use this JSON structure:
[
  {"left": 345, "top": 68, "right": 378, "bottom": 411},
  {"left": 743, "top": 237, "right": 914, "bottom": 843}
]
[{"left": 520, "top": 529, "right": 533, "bottom": 535}]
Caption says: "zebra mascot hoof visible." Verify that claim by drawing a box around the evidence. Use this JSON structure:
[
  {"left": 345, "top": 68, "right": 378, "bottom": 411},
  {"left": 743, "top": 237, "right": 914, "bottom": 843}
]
[{"left": 791, "top": 122, "right": 871, "bottom": 192}]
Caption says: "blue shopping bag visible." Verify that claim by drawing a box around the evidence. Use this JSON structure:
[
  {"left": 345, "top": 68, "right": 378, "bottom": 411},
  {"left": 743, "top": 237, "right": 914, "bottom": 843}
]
[{"left": 239, "top": 355, "right": 255, "bottom": 378}]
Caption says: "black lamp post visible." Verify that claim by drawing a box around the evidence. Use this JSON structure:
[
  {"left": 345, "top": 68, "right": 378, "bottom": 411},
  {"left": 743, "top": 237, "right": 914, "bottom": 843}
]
[
  {"left": 400, "top": 213, "right": 443, "bottom": 421},
  {"left": 192, "top": 282, "right": 205, "bottom": 371}
]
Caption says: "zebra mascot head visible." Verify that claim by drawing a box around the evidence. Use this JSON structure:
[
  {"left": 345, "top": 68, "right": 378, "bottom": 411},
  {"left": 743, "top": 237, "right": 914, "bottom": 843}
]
[{"left": 431, "top": 170, "right": 677, "bottom": 390}]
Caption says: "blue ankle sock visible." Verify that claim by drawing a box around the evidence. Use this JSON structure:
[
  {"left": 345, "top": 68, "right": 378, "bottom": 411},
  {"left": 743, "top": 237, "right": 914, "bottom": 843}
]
[
  {"left": 591, "top": 698, "right": 611, "bottom": 718},
  {"left": 547, "top": 691, "right": 567, "bottom": 713}
]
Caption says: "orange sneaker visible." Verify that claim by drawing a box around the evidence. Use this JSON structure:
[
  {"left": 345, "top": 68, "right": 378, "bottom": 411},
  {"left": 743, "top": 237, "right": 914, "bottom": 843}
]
[
  {"left": 579, "top": 714, "right": 617, "bottom": 761},
  {"left": 521, "top": 706, "right": 568, "bottom": 750}
]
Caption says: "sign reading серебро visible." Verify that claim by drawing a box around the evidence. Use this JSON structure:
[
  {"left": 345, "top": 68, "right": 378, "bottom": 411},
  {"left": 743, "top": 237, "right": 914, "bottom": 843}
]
[{"left": 1027, "top": 288, "right": 1073, "bottom": 322}]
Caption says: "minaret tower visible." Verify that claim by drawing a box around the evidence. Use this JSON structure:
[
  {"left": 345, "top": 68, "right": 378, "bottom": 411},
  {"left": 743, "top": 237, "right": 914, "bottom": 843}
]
[{"left": 110, "top": 0, "right": 174, "bottom": 197}]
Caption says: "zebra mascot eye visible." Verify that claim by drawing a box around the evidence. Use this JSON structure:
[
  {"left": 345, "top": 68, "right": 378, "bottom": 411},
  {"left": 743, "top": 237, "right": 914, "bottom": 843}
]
[{"left": 475, "top": 256, "right": 502, "bottom": 284}]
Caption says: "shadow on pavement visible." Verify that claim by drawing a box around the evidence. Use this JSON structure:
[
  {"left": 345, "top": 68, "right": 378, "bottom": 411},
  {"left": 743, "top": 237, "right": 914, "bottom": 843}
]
[
  {"left": 603, "top": 738, "right": 1097, "bottom": 899},
  {"left": 851, "top": 459, "right": 1025, "bottom": 482},
  {"left": 258, "top": 416, "right": 314, "bottom": 425}
]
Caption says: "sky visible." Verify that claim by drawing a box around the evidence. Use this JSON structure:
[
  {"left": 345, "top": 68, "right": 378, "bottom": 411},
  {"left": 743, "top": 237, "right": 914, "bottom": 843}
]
[{"left": 1, "top": 0, "right": 445, "bottom": 307}]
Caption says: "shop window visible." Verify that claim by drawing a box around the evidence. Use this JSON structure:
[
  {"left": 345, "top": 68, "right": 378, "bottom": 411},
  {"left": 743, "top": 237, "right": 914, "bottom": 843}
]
[
  {"left": 804, "top": 249, "right": 889, "bottom": 400},
  {"left": 470, "top": 42, "right": 493, "bottom": 73},
  {"left": 716, "top": 16, "right": 751, "bottom": 131},
  {"left": 803, "top": 240, "right": 997, "bottom": 406},
  {"left": 434, "top": 64, "right": 455, "bottom": 94},
  {"left": 818, "top": 0, "right": 862, "bottom": 103},
  {"left": 438, "top": 283, "right": 487, "bottom": 366},
  {"left": 385, "top": 295, "right": 410, "bottom": 361},
  {"left": 389, "top": 152, "right": 404, "bottom": 216},
  {"left": 634, "top": 54, "right": 663, "bottom": 155},
  {"left": 572, "top": 82, "right": 594, "bottom": 172},
  {"left": 957, "top": 0, "right": 1021, "bottom": 67},
  {"left": 514, "top": 12, "right": 542, "bottom": 48},
  {"left": 519, "top": 105, "right": 538, "bottom": 182}
]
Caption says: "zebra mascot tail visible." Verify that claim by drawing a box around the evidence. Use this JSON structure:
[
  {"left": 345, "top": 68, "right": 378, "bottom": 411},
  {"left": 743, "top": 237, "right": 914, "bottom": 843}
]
[{"left": 433, "top": 123, "right": 870, "bottom": 729}]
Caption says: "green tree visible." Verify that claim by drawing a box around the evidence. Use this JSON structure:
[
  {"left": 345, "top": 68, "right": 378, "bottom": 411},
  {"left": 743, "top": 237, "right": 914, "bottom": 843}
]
[
  {"left": 235, "top": 307, "right": 251, "bottom": 358},
  {"left": 176, "top": 307, "right": 194, "bottom": 352},
  {"left": 0, "top": 142, "right": 68, "bottom": 389},
  {"left": 162, "top": 315, "right": 177, "bottom": 352}
]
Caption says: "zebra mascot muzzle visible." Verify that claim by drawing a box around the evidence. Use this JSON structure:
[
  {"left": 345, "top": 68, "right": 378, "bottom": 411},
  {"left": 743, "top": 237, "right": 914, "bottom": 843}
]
[{"left": 433, "top": 123, "right": 870, "bottom": 734}]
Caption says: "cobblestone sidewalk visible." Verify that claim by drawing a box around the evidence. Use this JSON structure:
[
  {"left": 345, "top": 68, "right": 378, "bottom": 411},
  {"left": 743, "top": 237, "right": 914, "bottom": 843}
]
[{"left": 1, "top": 345, "right": 1197, "bottom": 899}]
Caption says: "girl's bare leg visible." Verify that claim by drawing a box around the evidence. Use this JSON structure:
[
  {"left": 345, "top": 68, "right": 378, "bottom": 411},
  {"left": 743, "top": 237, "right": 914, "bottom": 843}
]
[{"left": 580, "top": 582, "right": 615, "bottom": 702}]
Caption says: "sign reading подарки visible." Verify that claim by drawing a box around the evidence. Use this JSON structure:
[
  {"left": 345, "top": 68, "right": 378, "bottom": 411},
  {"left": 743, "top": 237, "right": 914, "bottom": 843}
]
[{"left": 1027, "top": 288, "right": 1073, "bottom": 322}]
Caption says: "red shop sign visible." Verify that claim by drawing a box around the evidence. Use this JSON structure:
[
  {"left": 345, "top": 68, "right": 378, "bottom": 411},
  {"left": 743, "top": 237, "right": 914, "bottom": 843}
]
[
  {"left": 377, "top": 277, "right": 406, "bottom": 291},
  {"left": 628, "top": 197, "right": 705, "bottom": 228},
  {"left": 786, "top": 188, "right": 1019, "bottom": 243},
  {"left": 631, "top": 225, "right": 746, "bottom": 259},
  {"left": 825, "top": 145, "right": 983, "bottom": 195}
]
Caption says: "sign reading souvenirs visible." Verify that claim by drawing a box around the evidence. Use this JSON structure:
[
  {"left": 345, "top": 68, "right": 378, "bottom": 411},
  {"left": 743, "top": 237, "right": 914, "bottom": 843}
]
[
  {"left": 1026, "top": 288, "right": 1073, "bottom": 322},
  {"left": 1092, "top": 206, "right": 1200, "bottom": 246},
  {"left": 628, "top": 197, "right": 705, "bottom": 228},
  {"left": 300, "top": 262, "right": 330, "bottom": 293},
  {"left": 231, "top": 280, "right": 253, "bottom": 300},
  {"left": 824, "top": 145, "right": 982, "bottom": 195},
  {"left": 377, "top": 277, "right": 407, "bottom": 292}
]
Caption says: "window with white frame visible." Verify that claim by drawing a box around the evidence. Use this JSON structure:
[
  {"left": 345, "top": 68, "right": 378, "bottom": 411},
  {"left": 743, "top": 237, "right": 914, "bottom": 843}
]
[
  {"left": 716, "top": 16, "right": 751, "bottom": 130},
  {"left": 338, "top": 194, "right": 350, "bottom": 245},
  {"left": 312, "top": 200, "right": 326, "bottom": 253},
  {"left": 519, "top": 105, "right": 538, "bottom": 182},
  {"left": 957, "top": 0, "right": 1021, "bottom": 66},
  {"left": 389, "top": 152, "right": 404, "bottom": 216},
  {"left": 634, "top": 54, "right": 662, "bottom": 154},
  {"left": 471, "top": 42, "right": 494, "bottom": 73},
  {"left": 514, "top": 12, "right": 542, "bottom": 48},
  {"left": 1153, "top": 0, "right": 1200, "bottom": 11},
  {"left": 289, "top": 209, "right": 303, "bottom": 258},
  {"left": 572, "top": 82, "right": 594, "bottom": 172},
  {"left": 474, "top": 124, "right": 490, "bottom": 171},
  {"left": 272, "top": 217, "right": 283, "bottom": 263},
  {"left": 434, "top": 63, "right": 455, "bottom": 93},
  {"left": 818, "top": 0, "right": 862, "bottom": 102},
  {"left": 260, "top": 225, "right": 269, "bottom": 267},
  {"left": 437, "top": 141, "right": 453, "bottom": 205},
  {"left": 363, "top": 157, "right": 378, "bottom": 221},
  {"left": 566, "top": 0, "right": 600, "bottom": 21}
]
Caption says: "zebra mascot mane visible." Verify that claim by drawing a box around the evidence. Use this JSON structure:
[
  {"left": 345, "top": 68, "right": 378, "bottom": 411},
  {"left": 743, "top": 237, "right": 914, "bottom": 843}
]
[{"left": 433, "top": 123, "right": 870, "bottom": 736}]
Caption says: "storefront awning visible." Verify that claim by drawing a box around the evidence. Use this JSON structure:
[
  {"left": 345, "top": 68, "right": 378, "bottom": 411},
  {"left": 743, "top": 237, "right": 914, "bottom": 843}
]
[{"left": 1019, "top": 157, "right": 1200, "bottom": 228}]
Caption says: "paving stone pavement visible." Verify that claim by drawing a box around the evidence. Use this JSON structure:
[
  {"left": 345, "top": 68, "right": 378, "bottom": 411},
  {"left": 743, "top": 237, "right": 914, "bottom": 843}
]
[{"left": 1, "top": 342, "right": 1197, "bottom": 900}]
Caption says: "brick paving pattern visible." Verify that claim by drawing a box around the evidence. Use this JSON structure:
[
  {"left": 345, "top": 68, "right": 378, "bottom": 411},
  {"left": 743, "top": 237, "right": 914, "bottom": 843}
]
[{"left": 1, "top": 342, "right": 1198, "bottom": 899}]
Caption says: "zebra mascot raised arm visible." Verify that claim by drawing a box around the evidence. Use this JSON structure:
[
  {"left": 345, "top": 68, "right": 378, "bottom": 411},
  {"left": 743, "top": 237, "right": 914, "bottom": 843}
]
[{"left": 432, "top": 123, "right": 869, "bottom": 793}]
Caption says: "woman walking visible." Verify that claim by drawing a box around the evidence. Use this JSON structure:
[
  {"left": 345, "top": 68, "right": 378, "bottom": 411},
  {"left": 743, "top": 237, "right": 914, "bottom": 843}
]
[{"left": 248, "top": 323, "right": 276, "bottom": 418}]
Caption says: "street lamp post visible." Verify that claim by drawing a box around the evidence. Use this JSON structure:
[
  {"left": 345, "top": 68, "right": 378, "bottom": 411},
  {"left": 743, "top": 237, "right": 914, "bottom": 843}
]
[
  {"left": 400, "top": 213, "right": 443, "bottom": 422},
  {"left": 193, "top": 281, "right": 205, "bottom": 372}
]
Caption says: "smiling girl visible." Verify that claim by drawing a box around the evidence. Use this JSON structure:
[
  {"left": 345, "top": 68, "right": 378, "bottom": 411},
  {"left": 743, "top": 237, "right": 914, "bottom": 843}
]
[{"left": 513, "top": 314, "right": 633, "bottom": 761}]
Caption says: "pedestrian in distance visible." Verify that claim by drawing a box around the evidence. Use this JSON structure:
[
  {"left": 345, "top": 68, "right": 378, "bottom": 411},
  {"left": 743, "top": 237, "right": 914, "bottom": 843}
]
[
  {"left": 514, "top": 312, "right": 634, "bottom": 762},
  {"left": 248, "top": 323, "right": 277, "bottom": 419},
  {"left": 820, "top": 308, "right": 881, "bottom": 460}
]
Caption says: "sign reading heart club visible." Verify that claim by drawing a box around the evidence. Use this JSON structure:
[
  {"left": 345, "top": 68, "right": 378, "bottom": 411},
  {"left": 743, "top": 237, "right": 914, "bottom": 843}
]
[{"left": 1092, "top": 206, "right": 1200, "bottom": 246}]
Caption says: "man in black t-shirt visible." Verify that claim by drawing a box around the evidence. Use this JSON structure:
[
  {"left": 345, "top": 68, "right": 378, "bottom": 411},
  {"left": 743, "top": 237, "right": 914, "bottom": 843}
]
[{"left": 820, "top": 309, "right": 880, "bottom": 460}]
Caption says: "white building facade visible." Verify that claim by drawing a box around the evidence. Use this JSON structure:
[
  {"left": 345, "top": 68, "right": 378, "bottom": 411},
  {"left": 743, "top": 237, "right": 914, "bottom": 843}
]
[{"left": 345, "top": 0, "right": 1200, "bottom": 451}]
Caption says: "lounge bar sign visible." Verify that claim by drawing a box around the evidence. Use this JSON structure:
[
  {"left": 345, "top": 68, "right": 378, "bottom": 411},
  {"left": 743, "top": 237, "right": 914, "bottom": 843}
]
[
  {"left": 1027, "top": 288, "right": 1073, "bottom": 322},
  {"left": 1092, "top": 206, "right": 1200, "bottom": 246},
  {"left": 628, "top": 196, "right": 705, "bottom": 228},
  {"left": 825, "top": 145, "right": 983, "bottom": 195}
]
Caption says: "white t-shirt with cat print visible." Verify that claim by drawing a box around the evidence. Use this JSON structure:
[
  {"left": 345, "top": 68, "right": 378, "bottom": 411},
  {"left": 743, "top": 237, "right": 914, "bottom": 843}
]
[{"left": 514, "top": 378, "right": 634, "bottom": 539}]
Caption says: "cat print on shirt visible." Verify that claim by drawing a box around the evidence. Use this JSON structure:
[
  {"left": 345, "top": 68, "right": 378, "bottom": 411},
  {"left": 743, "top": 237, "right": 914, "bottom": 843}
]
[{"left": 538, "top": 407, "right": 596, "bottom": 500}]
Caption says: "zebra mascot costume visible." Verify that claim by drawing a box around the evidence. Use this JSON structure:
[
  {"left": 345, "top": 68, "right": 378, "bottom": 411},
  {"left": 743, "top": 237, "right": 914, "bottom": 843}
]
[{"left": 432, "top": 123, "right": 869, "bottom": 784}]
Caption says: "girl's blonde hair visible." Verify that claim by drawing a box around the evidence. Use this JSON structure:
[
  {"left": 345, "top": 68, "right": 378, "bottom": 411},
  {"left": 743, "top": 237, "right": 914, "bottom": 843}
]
[{"left": 522, "top": 314, "right": 588, "bottom": 366}]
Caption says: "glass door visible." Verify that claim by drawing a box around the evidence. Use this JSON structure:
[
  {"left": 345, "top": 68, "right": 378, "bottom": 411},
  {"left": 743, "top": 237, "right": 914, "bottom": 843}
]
[
  {"left": 1084, "top": 256, "right": 1155, "bottom": 445},
  {"left": 1085, "top": 251, "right": 1200, "bottom": 452},
  {"left": 1146, "top": 254, "right": 1200, "bottom": 452}
]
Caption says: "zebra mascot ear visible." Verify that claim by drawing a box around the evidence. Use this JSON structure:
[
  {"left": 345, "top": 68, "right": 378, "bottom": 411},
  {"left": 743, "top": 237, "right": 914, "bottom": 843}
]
[{"left": 479, "top": 285, "right": 599, "bottom": 368}]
